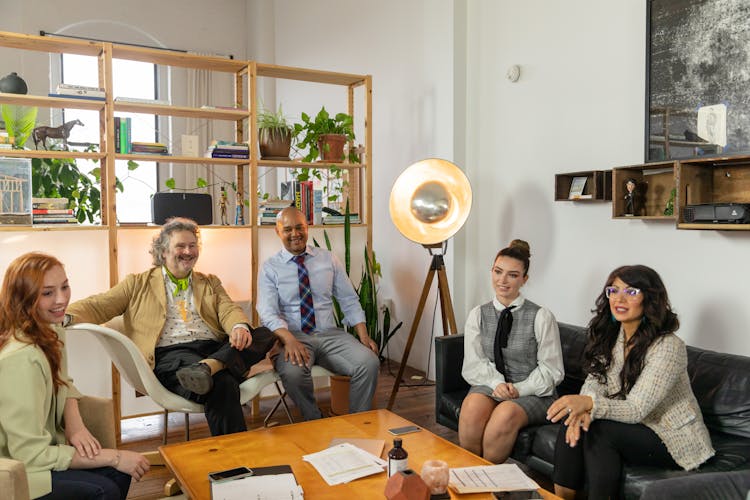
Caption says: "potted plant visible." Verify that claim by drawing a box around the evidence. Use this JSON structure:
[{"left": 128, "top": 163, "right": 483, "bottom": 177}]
[
  {"left": 293, "top": 106, "right": 355, "bottom": 163},
  {"left": 258, "top": 104, "right": 293, "bottom": 160}
]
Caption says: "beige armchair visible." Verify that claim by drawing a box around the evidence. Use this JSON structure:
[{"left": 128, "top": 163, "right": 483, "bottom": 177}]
[{"left": 0, "top": 395, "right": 116, "bottom": 500}]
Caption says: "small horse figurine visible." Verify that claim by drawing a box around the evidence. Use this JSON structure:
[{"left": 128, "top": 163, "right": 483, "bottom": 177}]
[{"left": 32, "top": 119, "right": 84, "bottom": 150}]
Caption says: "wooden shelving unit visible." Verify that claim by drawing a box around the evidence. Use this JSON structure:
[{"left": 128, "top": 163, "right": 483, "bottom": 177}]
[
  {"left": 0, "top": 30, "right": 373, "bottom": 428},
  {"left": 554, "top": 170, "right": 611, "bottom": 201}
]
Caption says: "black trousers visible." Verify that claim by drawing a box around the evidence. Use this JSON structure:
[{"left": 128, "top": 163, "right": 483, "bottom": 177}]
[
  {"left": 552, "top": 419, "right": 679, "bottom": 499},
  {"left": 153, "top": 327, "right": 276, "bottom": 436},
  {"left": 39, "top": 467, "right": 131, "bottom": 500}
]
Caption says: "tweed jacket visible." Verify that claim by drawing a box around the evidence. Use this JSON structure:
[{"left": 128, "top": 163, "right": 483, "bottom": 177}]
[
  {"left": 581, "top": 330, "right": 715, "bottom": 470},
  {"left": 0, "top": 327, "right": 81, "bottom": 499},
  {"left": 66, "top": 267, "right": 248, "bottom": 369}
]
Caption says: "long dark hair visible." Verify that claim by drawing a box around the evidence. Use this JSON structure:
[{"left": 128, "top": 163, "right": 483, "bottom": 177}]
[
  {"left": 583, "top": 265, "right": 679, "bottom": 398},
  {"left": 0, "top": 252, "right": 68, "bottom": 391}
]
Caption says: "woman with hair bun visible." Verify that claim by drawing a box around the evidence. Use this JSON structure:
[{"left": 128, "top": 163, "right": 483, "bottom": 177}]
[
  {"left": 459, "top": 239, "right": 564, "bottom": 463},
  {"left": 547, "top": 265, "right": 714, "bottom": 499}
]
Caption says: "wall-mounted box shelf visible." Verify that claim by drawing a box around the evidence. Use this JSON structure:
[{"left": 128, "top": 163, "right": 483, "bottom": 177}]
[
  {"left": 612, "top": 161, "right": 676, "bottom": 220},
  {"left": 554, "top": 170, "right": 612, "bottom": 201},
  {"left": 677, "top": 155, "right": 750, "bottom": 230}
]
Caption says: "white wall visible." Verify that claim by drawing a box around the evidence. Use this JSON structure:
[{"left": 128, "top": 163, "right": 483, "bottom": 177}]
[
  {"left": 260, "top": 0, "right": 750, "bottom": 368},
  {"left": 261, "top": 0, "right": 456, "bottom": 377},
  {"left": 458, "top": 0, "right": 750, "bottom": 356}
]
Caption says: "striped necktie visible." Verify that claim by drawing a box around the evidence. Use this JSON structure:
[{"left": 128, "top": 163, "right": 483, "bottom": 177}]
[{"left": 292, "top": 254, "right": 316, "bottom": 334}]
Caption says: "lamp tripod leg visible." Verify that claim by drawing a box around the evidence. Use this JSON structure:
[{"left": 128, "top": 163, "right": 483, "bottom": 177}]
[
  {"left": 387, "top": 266, "right": 437, "bottom": 410},
  {"left": 436, "top": 265, "right": 458, "bottom": 335}
]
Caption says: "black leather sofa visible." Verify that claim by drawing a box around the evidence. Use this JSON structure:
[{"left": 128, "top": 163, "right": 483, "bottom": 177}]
[{"left": 435, "top": 323, "right": 750, "bottom": 499}]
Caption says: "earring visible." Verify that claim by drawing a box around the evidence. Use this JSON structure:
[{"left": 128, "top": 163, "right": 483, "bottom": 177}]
[{"left": 610, "top": 313, "right": 617, "bottom": 323}]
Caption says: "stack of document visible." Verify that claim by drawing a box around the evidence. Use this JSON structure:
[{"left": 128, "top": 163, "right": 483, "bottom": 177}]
[
  {"left": 302, "top": 442, "right": 386, "bottom": 485},
  {"left": 449, "top": 464, "right": 539, "bottom": 494}
]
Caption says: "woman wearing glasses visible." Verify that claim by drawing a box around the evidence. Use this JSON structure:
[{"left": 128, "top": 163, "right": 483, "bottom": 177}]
[
  {"left": 547, "top": 265, "right": 714, "bottom": 499},
  {"left": 458, "top": 240, "right": 564, "bottom": 463}
]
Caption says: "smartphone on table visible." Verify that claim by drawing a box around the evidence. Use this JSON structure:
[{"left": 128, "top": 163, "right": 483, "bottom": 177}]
[
  {"left": 388, "top": 425, "right": 421, "bottom": 436},
  {"left": 208, "top": 466, "right": 254, "bottom": 482}
]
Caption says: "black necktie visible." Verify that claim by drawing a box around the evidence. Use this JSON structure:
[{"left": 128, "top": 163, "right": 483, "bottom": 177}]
[{"left": 493, "top": 305, "right": 516, "bottom": 375}]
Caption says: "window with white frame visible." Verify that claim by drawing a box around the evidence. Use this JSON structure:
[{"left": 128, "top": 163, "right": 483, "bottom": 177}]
[{"left": 61, "top": 53, "right": 158, "bottom": 223}]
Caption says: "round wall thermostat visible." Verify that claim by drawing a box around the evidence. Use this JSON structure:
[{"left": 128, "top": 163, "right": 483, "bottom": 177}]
[{"left": 506, "top": 65, "right": 521, "bottom": 82}]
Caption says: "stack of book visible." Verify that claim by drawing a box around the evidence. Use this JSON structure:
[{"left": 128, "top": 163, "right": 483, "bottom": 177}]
[
  {"left": 323, "top": 212, "right": 361, "bottom": 225},
  {"left": 205, "top": 140, "right": 249, "bottom": 159},
  {"left": 131, "top": 141, "right": 169, "bottom": 155},
  {"left": 259, "top": 199, "right": 293, "bottom": 225},
  {"left": 49, "top": 83, "right": 105, "bottom": 100},
  {"left": 32, "top": 198, "right": 77, "bottom": 225},
  {"left": 114, "top": 117, "right": 132, "bottom": 153},
  {"left": 114, "top": 96, "right": 171, "bottom": 105},
  {"left": 0, "top": 130, "right": 13, "bottom": 151}
]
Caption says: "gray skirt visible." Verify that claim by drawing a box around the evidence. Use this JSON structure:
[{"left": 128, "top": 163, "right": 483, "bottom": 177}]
[{"left": 468, "top": 385, "right": 555, "bottom": 425}]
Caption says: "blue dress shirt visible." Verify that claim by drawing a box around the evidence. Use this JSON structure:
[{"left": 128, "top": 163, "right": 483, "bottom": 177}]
[{"left": 257, "top": 245, "right": 366, "bottom": 333}]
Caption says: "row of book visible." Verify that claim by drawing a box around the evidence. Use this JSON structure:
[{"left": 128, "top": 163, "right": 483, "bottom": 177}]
[
  {"left": 32, "top": 198, "right": 78, "bottom": 224},
  {"left": 206, "top": 140, "right": 249, "bottom": 159},
  {"left": 49, "top": 83, "right": 105, "bottom": 101}
]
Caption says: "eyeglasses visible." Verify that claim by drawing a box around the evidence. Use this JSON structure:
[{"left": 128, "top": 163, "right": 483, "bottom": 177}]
[{"left": 604, "top": 286, "right": 642, "bottom": 299}]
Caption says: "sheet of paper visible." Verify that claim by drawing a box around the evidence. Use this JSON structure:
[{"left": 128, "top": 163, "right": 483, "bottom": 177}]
[
  {"left": 329, "top": 437, "right": 385, "bottom": 458},
  {"left": 302, "top": 442, "right": 385, "bottom": 485},
  {"left": 210, "top": 472, "right": 303, "bottom": 499},
  {"left": 449, "top": 463, "right": 539, "bottom": 493}
]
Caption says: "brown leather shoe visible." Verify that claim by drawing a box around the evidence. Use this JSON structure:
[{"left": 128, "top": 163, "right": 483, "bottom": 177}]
[{"left": 176, "top": 362, "right": 213, "bottom": 395}]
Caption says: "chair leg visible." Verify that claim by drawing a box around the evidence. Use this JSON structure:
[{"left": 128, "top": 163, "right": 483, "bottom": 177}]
[
  {"left": 184, "top": 413, "right": 190, "bottom": 441},
  {"left": 162, "top": 409, "right": 168, "bottom": 445},
  {"left": 264, "top": 381, "right": 294, "bottom": 427},
  {"left": 164, "top": 478, "right": 182, "bottom": 497}
]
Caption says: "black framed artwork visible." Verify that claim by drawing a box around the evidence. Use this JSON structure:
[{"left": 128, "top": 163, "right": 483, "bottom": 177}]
[{"left": 646, "top": 0, "right": 750, "bottom": 162}]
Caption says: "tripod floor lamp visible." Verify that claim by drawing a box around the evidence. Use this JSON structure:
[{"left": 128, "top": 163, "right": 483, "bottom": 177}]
[{"left": 387, "top": 158, "right": 472, "bottom": 410}]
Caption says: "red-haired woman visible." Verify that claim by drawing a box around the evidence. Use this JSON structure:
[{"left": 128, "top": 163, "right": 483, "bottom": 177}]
[{"left": 0, "top": 252, "right": 149, "bottom": 499}]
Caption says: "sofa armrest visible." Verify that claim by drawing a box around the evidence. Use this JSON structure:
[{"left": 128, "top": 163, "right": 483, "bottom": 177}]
[
  {"left": 435, "top": 334, "right": 469, "bottom": 395},
  {"left": 78, "top": 395, "right": 117, "bottom": 450},
  {"left": 0, "top": 458, "right": 30, "bottom": 500}
]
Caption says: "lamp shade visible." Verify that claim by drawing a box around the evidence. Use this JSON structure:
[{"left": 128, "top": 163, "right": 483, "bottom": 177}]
[{"left": 389, "top": 158, "right": 472, "bottom": 245}]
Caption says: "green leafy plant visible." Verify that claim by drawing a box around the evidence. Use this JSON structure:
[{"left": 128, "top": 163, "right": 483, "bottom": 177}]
[
  {"left": 258, "top": 104, "right": 293, "bottom": 143},
  {"left": 293, "top": 106, "right": 355, "bottom": 163},
  {"left": 31, "top": 147, "right": 138, "bottom": 223},
  {"left": 1, "top": 104, "right": 38, "bottom": 148},
  {"left": 313, "top": 201, "right": 402, "bottom": 359}
]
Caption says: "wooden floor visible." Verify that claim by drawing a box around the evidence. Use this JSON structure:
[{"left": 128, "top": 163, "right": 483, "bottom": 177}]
[{"left": 121, "top": 360, "right": 457, "bottom": 499}]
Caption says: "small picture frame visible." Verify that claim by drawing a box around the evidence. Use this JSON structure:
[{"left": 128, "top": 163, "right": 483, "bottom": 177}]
[
  {"left": 568, "top": 176, "right": 587, "bottom": 200},
  {"left": 0, "top": 157, "right": 32, "bottom": 225}
]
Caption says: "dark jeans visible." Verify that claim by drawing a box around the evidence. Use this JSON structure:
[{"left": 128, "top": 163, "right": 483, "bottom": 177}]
[
  {"left": 38, "top": 467, "right": 131, "bottom": 500},
  {"left": 154, "top": 327, "right": 276, "bottom": 436},
  {"left": 553, "top": 419, "right": 679, "bottom": 499}
]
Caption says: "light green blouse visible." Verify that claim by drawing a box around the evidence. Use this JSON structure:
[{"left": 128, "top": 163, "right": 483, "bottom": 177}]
[{"left": 0, "top": 325, "right": 81, "bottom": 499}]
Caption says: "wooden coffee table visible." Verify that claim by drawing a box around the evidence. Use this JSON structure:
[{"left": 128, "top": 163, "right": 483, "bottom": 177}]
[{"left": 159, "top": 409, "right": 558, "bottom": 499}]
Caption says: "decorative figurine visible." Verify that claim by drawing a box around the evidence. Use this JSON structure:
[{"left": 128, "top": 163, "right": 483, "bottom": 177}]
[
  {"left": 235, "top": 197, "right": 244, "bottom": 225},
  {"left": 32, "top": 119, "right": 84, "bottom": 150},
  {"left": 624, "top": 178, "right": 637, "bottom": 216},
  {"left": 219, "top": 186, "right": 228, "bottom": 225}
]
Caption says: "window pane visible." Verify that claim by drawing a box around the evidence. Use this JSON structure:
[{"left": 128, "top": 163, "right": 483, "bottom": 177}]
[{"left": 61, "top": 54, "right": 158, "bottom": 223}]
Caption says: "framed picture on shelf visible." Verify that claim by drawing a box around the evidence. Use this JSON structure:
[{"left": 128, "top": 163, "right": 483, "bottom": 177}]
[
  {"left": 646, "top": 0, "right": 750, "bottom": 162},
  {"left": 568, "top": 176, "right": 588, "bottom": 199},
  {"left": 0, "top": 157, "right": 32, "bottom": 225}
]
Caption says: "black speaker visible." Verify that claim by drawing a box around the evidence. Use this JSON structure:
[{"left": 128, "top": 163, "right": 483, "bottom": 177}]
[{"left": 152, "top": 192, "right": 213, "bottom": 225}]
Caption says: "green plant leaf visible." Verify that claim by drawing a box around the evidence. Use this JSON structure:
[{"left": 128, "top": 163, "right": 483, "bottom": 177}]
[
  {"left": 127, "top": 160, "right": 139, "bottom": 171},
  {"left": 165, "top": 178, "right": 176, "bottom": 189},
  {"left": 196, "top": 177, "right": 208, "bottom": 188}
]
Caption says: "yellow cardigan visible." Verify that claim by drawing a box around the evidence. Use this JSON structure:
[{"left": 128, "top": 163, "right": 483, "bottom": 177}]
[
  {"left": 66, "top": 267, "right": 249, "bottom": 368},
  {"left": 0, "top": 327, "right": 81, "bottom": 499}
]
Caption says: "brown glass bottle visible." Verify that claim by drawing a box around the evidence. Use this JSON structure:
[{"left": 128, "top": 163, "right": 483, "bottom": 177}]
[{"left": 387, "top": 438, "right": 408, "bottom": 477}]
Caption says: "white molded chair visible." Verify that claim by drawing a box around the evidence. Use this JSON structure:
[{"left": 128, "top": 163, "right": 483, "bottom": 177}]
[{"left": 68, "top": 323, "right": 286, "bottom": 442}]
